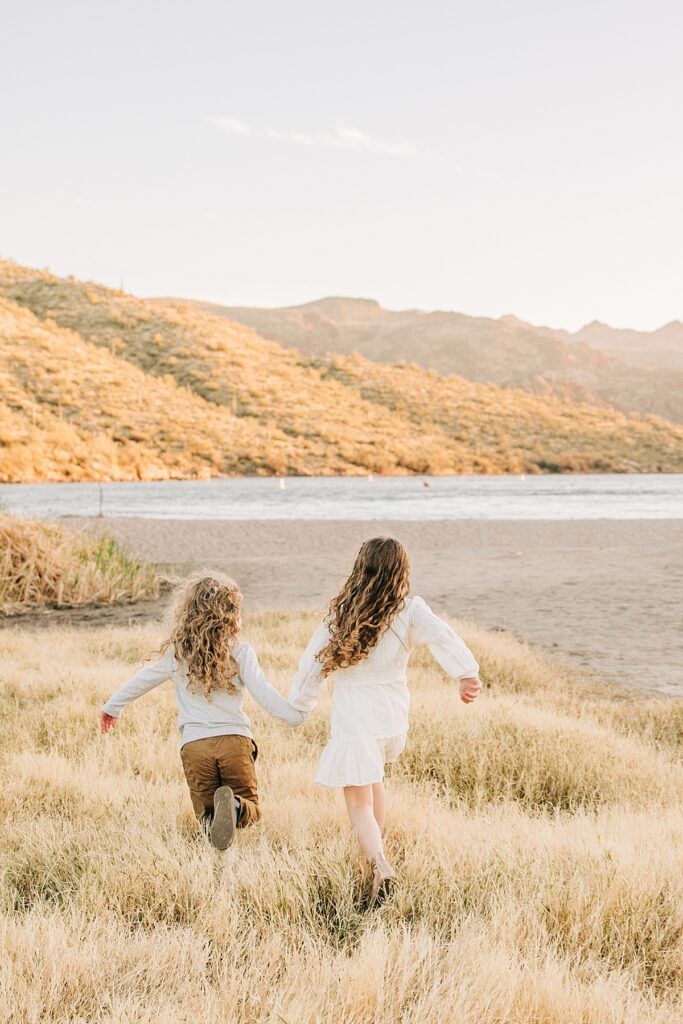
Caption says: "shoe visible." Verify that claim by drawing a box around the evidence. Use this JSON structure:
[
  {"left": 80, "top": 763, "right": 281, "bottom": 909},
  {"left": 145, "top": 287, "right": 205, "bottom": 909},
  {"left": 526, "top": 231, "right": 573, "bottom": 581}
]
[
  {"left": 370, "top": 854, "right": 396, "bottom": 907},
  {"left": 210, "top": 786, "right": 238, "bottom": 850}
]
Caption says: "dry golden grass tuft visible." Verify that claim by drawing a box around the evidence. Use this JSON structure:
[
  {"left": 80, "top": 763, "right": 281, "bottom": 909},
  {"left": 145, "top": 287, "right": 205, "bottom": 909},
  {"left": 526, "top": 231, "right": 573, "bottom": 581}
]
[
  {"left": 0, "top": 514, "right": 158, "bottom": 612},
  {"left": 2, "top": 259, "right": 683, "bottom": 480},
  {"left": 1, "top": 612, "right": 681, "bottom": 1022}
]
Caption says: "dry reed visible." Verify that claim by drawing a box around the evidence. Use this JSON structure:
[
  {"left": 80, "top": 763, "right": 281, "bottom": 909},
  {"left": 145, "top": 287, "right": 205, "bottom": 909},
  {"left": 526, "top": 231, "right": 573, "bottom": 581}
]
[{"left": 0, "top": 514, "right": 158, "bottom": 612}]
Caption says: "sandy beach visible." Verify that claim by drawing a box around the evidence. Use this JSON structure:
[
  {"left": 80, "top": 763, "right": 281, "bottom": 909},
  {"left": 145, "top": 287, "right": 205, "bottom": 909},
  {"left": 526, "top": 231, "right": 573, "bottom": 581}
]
[{"left": 59, "top": 517, "right": 683, "bottom": 696}]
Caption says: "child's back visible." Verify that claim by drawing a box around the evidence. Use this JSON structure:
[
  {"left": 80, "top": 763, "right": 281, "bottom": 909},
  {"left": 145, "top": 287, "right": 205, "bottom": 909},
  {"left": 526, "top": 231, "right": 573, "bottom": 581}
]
[
  {"left": 290, "top": 594, "right": 478, "bottom": 788},
  {"left": 101, "top": 573, "right": 304, "bottom": 849},
  {"left": 103, "top": 640, "right": 303, "bottom": 748}
]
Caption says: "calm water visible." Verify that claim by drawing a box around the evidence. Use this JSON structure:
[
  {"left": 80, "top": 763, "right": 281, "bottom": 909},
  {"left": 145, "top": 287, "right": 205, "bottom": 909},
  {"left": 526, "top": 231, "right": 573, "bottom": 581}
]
[{"left": 1, "top": 474, "right": 682, "bottom": 520}]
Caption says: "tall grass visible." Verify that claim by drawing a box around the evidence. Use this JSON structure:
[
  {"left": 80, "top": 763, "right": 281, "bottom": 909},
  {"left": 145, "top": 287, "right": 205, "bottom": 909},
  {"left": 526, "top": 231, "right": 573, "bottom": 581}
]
[
  {"left": 0, "top": 514, "right": 158, "bottom": 612},
  {"left": 0, "top": 612, "right": 681, "bottom": 1021}
]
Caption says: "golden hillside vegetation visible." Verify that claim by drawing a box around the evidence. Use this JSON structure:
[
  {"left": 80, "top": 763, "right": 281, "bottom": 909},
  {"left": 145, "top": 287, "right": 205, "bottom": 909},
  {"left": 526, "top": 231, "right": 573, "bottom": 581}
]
[
  {"left": 1, "top": 260, "right": 683, "bottom": 481},
  {"left": 1, "top": 615, "right": 682, "bottom": 1022}
]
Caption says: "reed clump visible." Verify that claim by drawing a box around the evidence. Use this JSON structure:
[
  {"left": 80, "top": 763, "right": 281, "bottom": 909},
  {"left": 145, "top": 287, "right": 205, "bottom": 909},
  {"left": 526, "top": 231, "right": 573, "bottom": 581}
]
[
  {"left": 0, "top": 612, "right": 681, "bottom": 1022},
  {"left": 0, "top": 514, "right": 158, "bottom": 612}
]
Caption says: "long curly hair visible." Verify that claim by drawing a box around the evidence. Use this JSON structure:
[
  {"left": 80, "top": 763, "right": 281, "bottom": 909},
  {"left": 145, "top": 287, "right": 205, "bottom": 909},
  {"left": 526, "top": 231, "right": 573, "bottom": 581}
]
[
  {"left": 317, "top": 537, "right": 411, "bottom": 677},
  {"left": 160, "top": 573, "right": 242, "bottom": 698}
]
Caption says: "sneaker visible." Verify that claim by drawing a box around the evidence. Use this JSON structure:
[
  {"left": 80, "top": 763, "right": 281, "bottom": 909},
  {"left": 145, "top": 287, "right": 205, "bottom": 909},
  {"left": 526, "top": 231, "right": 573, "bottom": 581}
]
[
  {"left": 370, "top": 854, "right": 396, "bottom": 907},
  {"left": 210, "top": 786, "right": 238, "bottom": 850}
]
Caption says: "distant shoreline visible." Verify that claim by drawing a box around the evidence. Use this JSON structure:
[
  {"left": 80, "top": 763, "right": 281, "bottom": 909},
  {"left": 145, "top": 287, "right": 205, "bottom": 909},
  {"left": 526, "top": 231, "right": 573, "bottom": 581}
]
[{"left": 3, "top": 469, "right": 683, "bottom": 487}]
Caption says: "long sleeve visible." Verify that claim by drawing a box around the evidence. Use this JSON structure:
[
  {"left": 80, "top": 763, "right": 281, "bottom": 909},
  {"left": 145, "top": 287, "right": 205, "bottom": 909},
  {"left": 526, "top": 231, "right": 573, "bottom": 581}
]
[
  {"left": 239, "top": 645, "right": 306, "bottom": 727},
  {"left": 288, "top": 621, "right": 329, "bottom": 715},
  {"left": 101, "top": 648, "right": 175, "bottom": 717},
  {"left": 409, "top": 596, "right": 479, "bottom": 680}
]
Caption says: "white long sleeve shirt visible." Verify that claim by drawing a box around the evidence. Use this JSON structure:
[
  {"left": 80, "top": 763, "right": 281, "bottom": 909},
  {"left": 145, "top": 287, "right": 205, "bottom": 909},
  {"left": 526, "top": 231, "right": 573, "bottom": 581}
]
[
  {"left": 102, "top": 643, "right": 305, "bottom": 747},
  {"left": 288, "top": 595, "right": 480, "bottom": 721}
]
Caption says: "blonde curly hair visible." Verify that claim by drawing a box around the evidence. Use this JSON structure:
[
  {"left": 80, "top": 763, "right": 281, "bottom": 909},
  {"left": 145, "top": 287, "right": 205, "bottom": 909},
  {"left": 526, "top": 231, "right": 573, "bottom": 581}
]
[
  {"left": 317, "top": 537, "right": 410, "bottom": 677},
  {"left": 160, "top": 572, "right": 242, "bottom": 697}
]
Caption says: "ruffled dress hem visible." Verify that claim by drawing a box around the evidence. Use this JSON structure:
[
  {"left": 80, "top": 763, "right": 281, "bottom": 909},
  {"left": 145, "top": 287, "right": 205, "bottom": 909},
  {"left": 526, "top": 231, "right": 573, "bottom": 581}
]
[{"left": 315, "top": 733, "right": 407, "bottom": 788}]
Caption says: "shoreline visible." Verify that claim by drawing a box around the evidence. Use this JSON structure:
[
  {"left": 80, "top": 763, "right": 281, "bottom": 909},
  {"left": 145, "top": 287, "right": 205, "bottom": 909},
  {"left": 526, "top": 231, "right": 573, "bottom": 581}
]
[
  {"left": 46, "top": 516, "right": 682, "bottom": 697},
  {"left": 2, "top": 474, "right": 682, "bottom": 527},
  {"left": 3, "top": 469, "right": 683, "bottom": 486}
]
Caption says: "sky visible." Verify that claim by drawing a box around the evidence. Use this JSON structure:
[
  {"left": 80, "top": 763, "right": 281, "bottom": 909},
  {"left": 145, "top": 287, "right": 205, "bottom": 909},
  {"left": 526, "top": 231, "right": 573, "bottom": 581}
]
[{"left": 1, "top": 0, "right": 682, "bottom": 331}]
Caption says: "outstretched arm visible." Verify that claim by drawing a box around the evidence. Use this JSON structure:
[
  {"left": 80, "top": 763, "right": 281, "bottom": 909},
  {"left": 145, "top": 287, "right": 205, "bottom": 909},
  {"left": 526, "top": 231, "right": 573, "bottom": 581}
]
[
  {"left": 409, "top": 597, "right": 481, "bottom": 703},
  {"left": 239, "top": 646, "right": 306, "bottom": 727},
  {"left": 100, "top": 648, "right": 175, "bottom": 730},
  {"left": 288, "top": 621, "right": 329, "bottom": 715}
]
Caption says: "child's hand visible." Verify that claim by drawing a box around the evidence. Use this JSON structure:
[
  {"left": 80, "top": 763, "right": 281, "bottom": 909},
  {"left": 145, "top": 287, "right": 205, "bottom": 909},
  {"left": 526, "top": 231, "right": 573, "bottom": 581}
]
[
  {"left": 100, "top": 712, "right": 119, "bottom": 733},
  {"left": 459, "top": 677, "right": 481, "bottom": 704}
]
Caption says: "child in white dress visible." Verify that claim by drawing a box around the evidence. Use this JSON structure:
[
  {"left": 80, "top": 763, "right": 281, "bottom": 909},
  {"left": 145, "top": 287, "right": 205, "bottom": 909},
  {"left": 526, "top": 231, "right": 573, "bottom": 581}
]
[{"left": 289, "top": 537, "right": 481, "bottom": 904}]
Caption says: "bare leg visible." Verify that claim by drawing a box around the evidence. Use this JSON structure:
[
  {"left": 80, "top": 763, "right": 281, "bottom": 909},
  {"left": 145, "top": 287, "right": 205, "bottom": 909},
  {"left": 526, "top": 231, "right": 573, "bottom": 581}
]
[
  {"left": 343, "top": 785, "right": 384, "bottom": 860},
  {"left": 372, "top": 781, "right": 386, "bottom": 833}
]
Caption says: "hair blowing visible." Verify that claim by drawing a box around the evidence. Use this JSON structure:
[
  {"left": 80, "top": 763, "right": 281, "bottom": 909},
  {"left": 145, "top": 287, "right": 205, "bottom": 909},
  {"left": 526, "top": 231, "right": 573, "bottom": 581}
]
[
  {"left": 317, "top": 537, "right": 411, "bottom": 677},
  {"left": 160, "top": 573, "right": 242, "bottom": 698}
]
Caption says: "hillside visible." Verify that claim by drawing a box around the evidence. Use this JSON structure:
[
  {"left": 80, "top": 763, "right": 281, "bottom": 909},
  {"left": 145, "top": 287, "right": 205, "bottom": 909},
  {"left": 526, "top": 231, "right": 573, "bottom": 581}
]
[
  {"left": 204, "top": 297, "right": 683, "bottom": 424},
  {"left": 1, "top": 261, "right": 683, "bottom": 482}
]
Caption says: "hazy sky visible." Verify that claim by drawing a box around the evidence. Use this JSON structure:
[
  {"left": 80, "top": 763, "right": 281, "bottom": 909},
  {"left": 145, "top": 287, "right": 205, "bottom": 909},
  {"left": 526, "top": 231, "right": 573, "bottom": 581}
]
[{"left": 1, "top": 1, "right": 681, "bottom": 330}]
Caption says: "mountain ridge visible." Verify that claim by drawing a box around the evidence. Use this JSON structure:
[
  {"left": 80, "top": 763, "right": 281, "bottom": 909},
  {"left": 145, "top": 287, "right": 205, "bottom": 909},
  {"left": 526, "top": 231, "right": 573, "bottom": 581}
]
[
  {"left": 195, "top": 296, "right": 683, "bottom": 422},
  {"left": 1, "top": 260, "right": 682, "bottom": 482}
]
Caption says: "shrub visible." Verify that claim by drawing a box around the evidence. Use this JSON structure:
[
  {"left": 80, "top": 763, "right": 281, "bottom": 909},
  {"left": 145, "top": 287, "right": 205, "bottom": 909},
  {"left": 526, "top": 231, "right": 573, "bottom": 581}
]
[{"left": 0, "top": 514, "right": 158, "bottom": 612}]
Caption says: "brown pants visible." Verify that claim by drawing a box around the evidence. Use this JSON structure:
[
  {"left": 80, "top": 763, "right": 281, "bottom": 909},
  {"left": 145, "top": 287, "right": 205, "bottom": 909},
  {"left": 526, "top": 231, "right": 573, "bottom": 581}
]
[{"left": 180, "top": 735, "right": 260, "bottom": 827}]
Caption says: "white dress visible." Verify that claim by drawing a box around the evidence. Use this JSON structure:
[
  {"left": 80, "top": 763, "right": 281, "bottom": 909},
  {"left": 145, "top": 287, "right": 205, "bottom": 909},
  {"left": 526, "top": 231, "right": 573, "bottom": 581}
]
[{"left": 288, "top": 596, "right": 479, "bottom": 788}]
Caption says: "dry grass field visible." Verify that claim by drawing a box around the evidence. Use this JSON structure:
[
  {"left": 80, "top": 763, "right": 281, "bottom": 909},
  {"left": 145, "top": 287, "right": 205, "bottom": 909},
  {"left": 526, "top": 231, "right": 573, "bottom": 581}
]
[
  {"left": 1, "top": 612, "right": 682, "bottom": 1023},
  {"left": 2, "top": 260, "right": 683, "bottom": 480}
]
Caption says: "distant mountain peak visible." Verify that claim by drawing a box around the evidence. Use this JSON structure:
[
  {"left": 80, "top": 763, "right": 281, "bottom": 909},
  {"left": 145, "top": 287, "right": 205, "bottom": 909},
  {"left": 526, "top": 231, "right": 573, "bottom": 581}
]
[
  {"left": 581, "top": 319, "right": 610, "bottom": 331},
  {"left": 499, "top": 314, "right": 528, "bottom": 327},
  {"left": 292, "top": 296, "right": 384, "bottom": 317},
  {"left": 653, "top": 319, "right": 683, "bottom": 336}
]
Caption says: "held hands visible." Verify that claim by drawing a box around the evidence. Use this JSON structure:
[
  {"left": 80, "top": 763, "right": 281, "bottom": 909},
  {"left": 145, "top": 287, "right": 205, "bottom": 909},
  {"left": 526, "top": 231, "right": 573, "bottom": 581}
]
[
  {"left": 100, "top": 712, "right": 118, "bottom": 733},
  {"left": 459, "top": 677, "right": 481, "bottom": 704}
]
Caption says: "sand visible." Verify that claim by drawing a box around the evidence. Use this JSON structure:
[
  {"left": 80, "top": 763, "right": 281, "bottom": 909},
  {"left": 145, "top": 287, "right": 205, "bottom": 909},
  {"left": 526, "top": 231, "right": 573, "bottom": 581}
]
[{"left": 51, "top": 517, "right": 682, "bottom": 697}]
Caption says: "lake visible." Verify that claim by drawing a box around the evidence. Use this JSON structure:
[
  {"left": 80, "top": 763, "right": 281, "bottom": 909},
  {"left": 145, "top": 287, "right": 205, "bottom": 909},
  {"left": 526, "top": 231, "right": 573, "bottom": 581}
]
[{"left": 2, "top": 474, "right": 683, "bottom": 520}]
